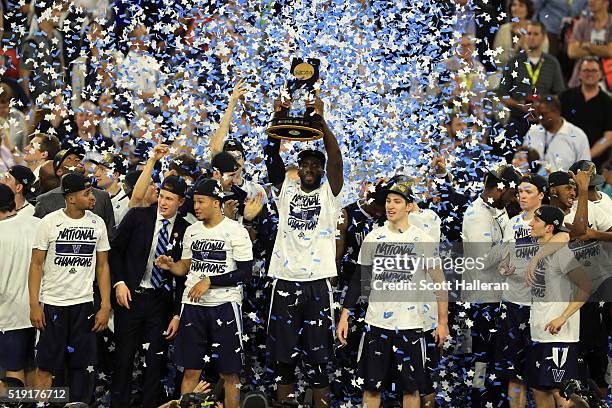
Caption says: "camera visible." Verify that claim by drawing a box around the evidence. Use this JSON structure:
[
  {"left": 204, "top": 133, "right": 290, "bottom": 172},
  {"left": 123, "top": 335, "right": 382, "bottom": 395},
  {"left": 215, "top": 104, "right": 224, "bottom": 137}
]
[{"left": 559, "top": 379, "right": 606, "bottom": 408}]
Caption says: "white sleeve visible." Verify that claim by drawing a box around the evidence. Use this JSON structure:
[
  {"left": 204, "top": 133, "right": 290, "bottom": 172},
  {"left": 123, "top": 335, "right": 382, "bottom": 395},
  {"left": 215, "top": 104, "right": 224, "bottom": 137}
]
[
  {"left": 357, "top": 232, "right": 374, "bottom": 266},
  {"left": 32, "top": 217, "right": 52, "bottom": 251},
  {"left": 592, "top": 204, "right": 612, "bottom": 232},
  {"left": 462, "top": 212, "right": 505, "bottom": 270},
  {"left": 181, "top": 229, "right": 193, "bottom": 260},
  {"left": 232, "top": 224, "right": 254, "bottom": 262},
  {"left": 556, "top": 246, "right": 582, "bottom": 276},
  {"left": 96, "top": 222, "right": 111, "bottom": 252}
]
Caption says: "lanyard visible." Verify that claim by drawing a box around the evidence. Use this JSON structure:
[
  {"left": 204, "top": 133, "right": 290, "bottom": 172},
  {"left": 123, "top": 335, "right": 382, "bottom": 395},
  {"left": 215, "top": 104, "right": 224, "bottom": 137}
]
[
  {"left": 460, "top": 73, "right": 474, "bottom": 91},
  {"left": 524, "top": 59, "right": 543, "bottom": 88}
]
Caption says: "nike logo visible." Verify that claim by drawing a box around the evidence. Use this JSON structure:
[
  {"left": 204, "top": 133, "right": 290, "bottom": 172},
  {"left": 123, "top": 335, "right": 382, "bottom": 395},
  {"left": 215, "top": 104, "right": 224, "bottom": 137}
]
[{"left": 56, "top": 223, "right": 63, "bottom": 228}]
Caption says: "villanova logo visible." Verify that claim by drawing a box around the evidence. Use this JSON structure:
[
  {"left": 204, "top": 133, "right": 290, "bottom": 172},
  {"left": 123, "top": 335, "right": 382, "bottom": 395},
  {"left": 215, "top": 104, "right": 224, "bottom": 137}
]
[
  {"left": 551, "top": 346, "right": 569, "bottom": 383},
  {"left": 72, "top": 245, "right": 81, "bottom": 254}
]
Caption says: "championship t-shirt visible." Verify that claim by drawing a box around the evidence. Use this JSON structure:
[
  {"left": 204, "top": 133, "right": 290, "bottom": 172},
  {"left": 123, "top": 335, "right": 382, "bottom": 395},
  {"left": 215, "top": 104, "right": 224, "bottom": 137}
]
[
  {"left": 32, "top": 209, "right": 110, "bottom": 306},
  {"left": 0, "top": 214, "right": 40, "bottom": 331},
  {"left": 409, "top": 209, "right": 442, "bottom": 331},
  {"left": 181, "top": 217, "right": 253, "bottom": 307},
  {"left": 592, "top": 193, "right": 612, "bottom": 216},
  {"left": 530, "top": 246, "right": 582, "bottom": 343},
  {"left": 358, "top": 223, "right": 434, "bottom": 330},
  {"left": 268, "top": 179, "right": 342, "bottom": 281},
  {"left": 502, "top": 213, "right": 538, "bottom": 305}
]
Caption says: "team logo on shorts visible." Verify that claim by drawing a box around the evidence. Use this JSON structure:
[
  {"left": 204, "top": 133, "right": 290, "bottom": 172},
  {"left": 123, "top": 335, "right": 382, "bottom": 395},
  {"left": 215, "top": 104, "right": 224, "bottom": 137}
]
[{"left": 551, "top": 346, "right": 568, "bottom": 383}]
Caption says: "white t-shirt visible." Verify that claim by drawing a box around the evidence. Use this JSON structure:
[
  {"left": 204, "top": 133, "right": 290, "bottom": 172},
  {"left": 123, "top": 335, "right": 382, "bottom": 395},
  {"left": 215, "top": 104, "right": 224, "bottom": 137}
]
[
  {"left": 32, "top": 209, "right": 110, "bottom": 306},
  {"left": 268, "top": 179, "right": 342, "bottom": 281},
  {"left": 565, "top": 201, "right": 612, "bottom": 290},
  {"left": 530, "top": 246, "right": 582, "bottom": 343},
  {"left": 181, "top": 217, "right": 253, "bottom": 307},
  {"left": 461, "top": 197, "right": 509, "bottom": 303},
  {"left": 358, "top": 223, "right": 434, "bottom": 330},
  {"left": 0, "top": 214, "right": 40, "bottom": 331},
  {"left": 110, "top": 187, "right": 129, "bottom": 226},
  {"left": 502, "top": 213, "right": 538, "bottom": 305},
  {"left": 409, "top": 209, "right": 442, "bottom": 331},
  {"left": 17, "top": 202, "right": 36, "bottom": 218},
  {"left": 592, "top": 193, "right": 612, "bottom": 216}
]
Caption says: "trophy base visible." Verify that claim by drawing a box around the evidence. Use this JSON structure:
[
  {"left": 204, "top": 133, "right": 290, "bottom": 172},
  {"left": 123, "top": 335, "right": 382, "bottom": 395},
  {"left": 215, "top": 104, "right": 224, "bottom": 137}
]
[{"left": 266, "top": 116, "right": 324, "bottom": 141}]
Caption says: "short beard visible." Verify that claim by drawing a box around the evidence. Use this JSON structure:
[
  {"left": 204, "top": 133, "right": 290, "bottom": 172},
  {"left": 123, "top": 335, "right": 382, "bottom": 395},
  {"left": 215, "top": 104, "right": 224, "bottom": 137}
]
[{"left": 299, "top": 175, "right": 323, "bottom": 190}]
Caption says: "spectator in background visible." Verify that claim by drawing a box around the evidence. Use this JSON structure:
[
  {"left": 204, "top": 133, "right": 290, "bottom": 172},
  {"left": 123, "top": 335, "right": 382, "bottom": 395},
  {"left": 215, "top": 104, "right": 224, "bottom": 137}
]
[
  {"left": 567, "top": 0, "right": 612, "bottom": 87},
  {"left": 512, "top": 145, "right": 542, "bottom": 174},
  {"left": 560, "top": 57, "right": 612, "bottom": 170},
  {"left": 18, "top": 0, "right": 65, "bottom": 106},
  {"left": 30, "top": 93, "right": 72, "bottom": 142},
  {"left": 97, "top": 91, "right": 128, "bottom": 149},
  {"left": 38, "top": 160, "right": 60, "bottom": 194},
  {"left": 115, "top": 24, "right": 165, "bottom": 114},
  {"left": 533, "top": 0, "right": 588, "bottom": 57},
  {"left": 62, "top": 101, "right": 114, "bottom": 166},
  {"left": 524, "top": 96, "right": 591, "bottom": 171},
  {"left": 22, "top": 133, "right": 61, "bottom": 181},
  {"left": 494, "top": 0, "right": 550, "bottom": 69},
  {"left": 0, "top": 124, "right": 16, "bottom": 172},
  {"left": 0, "top": 83, "right": 27, "bottom": 151},
  {"left": 498, "top": 22, "right": 565, "bottom": 156}
]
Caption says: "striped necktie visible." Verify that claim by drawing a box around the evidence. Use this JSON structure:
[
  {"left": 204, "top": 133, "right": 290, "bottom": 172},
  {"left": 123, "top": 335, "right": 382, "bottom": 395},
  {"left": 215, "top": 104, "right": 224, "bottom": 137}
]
[{"left": 151, "top": 218, "right": 170, "bottom": 290}]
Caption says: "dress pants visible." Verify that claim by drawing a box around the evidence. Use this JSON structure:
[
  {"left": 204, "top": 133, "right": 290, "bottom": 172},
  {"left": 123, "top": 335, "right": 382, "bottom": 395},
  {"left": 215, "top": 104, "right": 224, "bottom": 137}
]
[{"left": 111, "top": 288, "right": 172, "bottom": 408}]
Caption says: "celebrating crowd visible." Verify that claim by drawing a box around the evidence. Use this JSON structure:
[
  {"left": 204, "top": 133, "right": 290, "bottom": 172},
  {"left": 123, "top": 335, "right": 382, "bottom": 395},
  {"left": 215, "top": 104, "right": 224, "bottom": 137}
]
[{"left": 1, "top": 0, "right": 612, "bottom": 408}]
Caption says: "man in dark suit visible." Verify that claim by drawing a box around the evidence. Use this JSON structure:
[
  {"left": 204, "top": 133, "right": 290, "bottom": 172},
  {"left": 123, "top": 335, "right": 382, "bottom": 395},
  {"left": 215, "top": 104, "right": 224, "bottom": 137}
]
[
  {"left": 34, "top": 148, "right": 115, "bottom": 236},
  {"left": 109, "top": 176, "right": 191, "bottom": 408}
]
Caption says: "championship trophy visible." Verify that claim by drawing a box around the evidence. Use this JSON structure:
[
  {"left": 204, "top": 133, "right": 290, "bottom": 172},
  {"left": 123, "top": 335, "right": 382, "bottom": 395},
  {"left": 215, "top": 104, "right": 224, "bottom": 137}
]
[{"left": 266, "top": 58, "right": 324, "bottom": 141}]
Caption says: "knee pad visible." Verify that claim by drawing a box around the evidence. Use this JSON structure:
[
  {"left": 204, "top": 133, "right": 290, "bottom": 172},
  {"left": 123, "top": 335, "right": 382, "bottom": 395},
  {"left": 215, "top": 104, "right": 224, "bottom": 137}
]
[
  {"left": 306, "top": 364, "right": 329, "bottom": 388},
  {"left": 275, "top": 361, "right": 297, "bottom": 385}
]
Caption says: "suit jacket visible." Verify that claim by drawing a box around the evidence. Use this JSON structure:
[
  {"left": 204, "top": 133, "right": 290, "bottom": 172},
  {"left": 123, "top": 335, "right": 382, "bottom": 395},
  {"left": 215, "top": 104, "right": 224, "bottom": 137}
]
[
  {"left": 109, "top": 205, "right": 189, "bottom": 316},
  {"left": 34, "top": 186, "right": 116, "bottom": 238}
]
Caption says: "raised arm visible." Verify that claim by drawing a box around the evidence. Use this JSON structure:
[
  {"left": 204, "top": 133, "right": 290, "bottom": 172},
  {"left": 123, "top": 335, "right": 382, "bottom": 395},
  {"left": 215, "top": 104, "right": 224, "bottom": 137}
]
[
  {"left": 129, "top": 144, "right": 168, "bottom": 208},
  {"left": 209, "top": 79, "right": 247, "bottom": 157},
  {"left": 311, "top": 97, "right": 343, "bottom": 196}
]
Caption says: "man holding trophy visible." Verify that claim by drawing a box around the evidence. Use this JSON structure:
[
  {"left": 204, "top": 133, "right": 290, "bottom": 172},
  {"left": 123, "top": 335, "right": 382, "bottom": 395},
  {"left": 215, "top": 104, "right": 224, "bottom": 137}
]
[{"left": 264, "top": 58, "right": 344, "bottom": 408}]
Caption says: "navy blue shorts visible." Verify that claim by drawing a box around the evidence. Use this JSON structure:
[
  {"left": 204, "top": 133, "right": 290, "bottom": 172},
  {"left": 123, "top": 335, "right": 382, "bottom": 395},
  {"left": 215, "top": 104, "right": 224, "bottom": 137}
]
[
  {"left": 0, "top": 328, "right": 35, "bottom": 371},
  {"left": 495, "top": 301, "right": 530, "bottom": 382},
  {"left": 266, "top": 279, "right": 334, "bottom": 365},
  {"left": 35, "top": 302, "right": 97, "bottom": 370},
  {"left": 421, "top": 329, "right": 442, "bottom": 395},
  {"left": 357, "top": 326, "right": 427, "bottom": 394},
  {"left": 526, "top": 342, "right": 581, "bottom": 390},
  {"left": 174, "top": 302, "right": 243, "bottom": 374}
]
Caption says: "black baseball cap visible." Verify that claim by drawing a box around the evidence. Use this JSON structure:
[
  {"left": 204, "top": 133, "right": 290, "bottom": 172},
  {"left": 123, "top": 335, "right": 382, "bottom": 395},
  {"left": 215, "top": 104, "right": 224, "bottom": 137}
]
[
  {"left": 488, "top": 164, "right": 522, "bottom": 188},
  {"left": 383, "top": 175, "right": 414, "bottom": 203},
  {"left": 521, "top": 173, "right": 548, "bottom": 193},
  {"left": 548, "top": 171, "right": 574, "bottom": 188},
  {"left": 534, "top": 205, "right": 570, "bottom": 233},
  {"left": 61, "top": 173, "right": 91, "bottom": 195},
  {"left": 91, "top": 153, "right": 127, "bottom": 175},
  {"left": 0, "top": 184, "right": 15, "bottom": 209},
  {"left": 298, "top": 149, "right": 326, "bottom": 168},
  {"left": 8, "top": 165, "right": 36, "bottom": 188},
  {"left": 193, "top": 178, "right": 223, "bottom": 199},
  {"left": 211, "top": 151, "right": 239, "bottom": 174},
  {"left": 53, "top": 147, "right": 84, "bottom": 174},
  {"left": 223, "top": 138, "right": 245, "bottom": 159},
  {"left": 160, "top": 175, "right": 187, "bottom": 197},
  {"left": 569, "top": 160, "right": 605, "bottom": 187}
]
